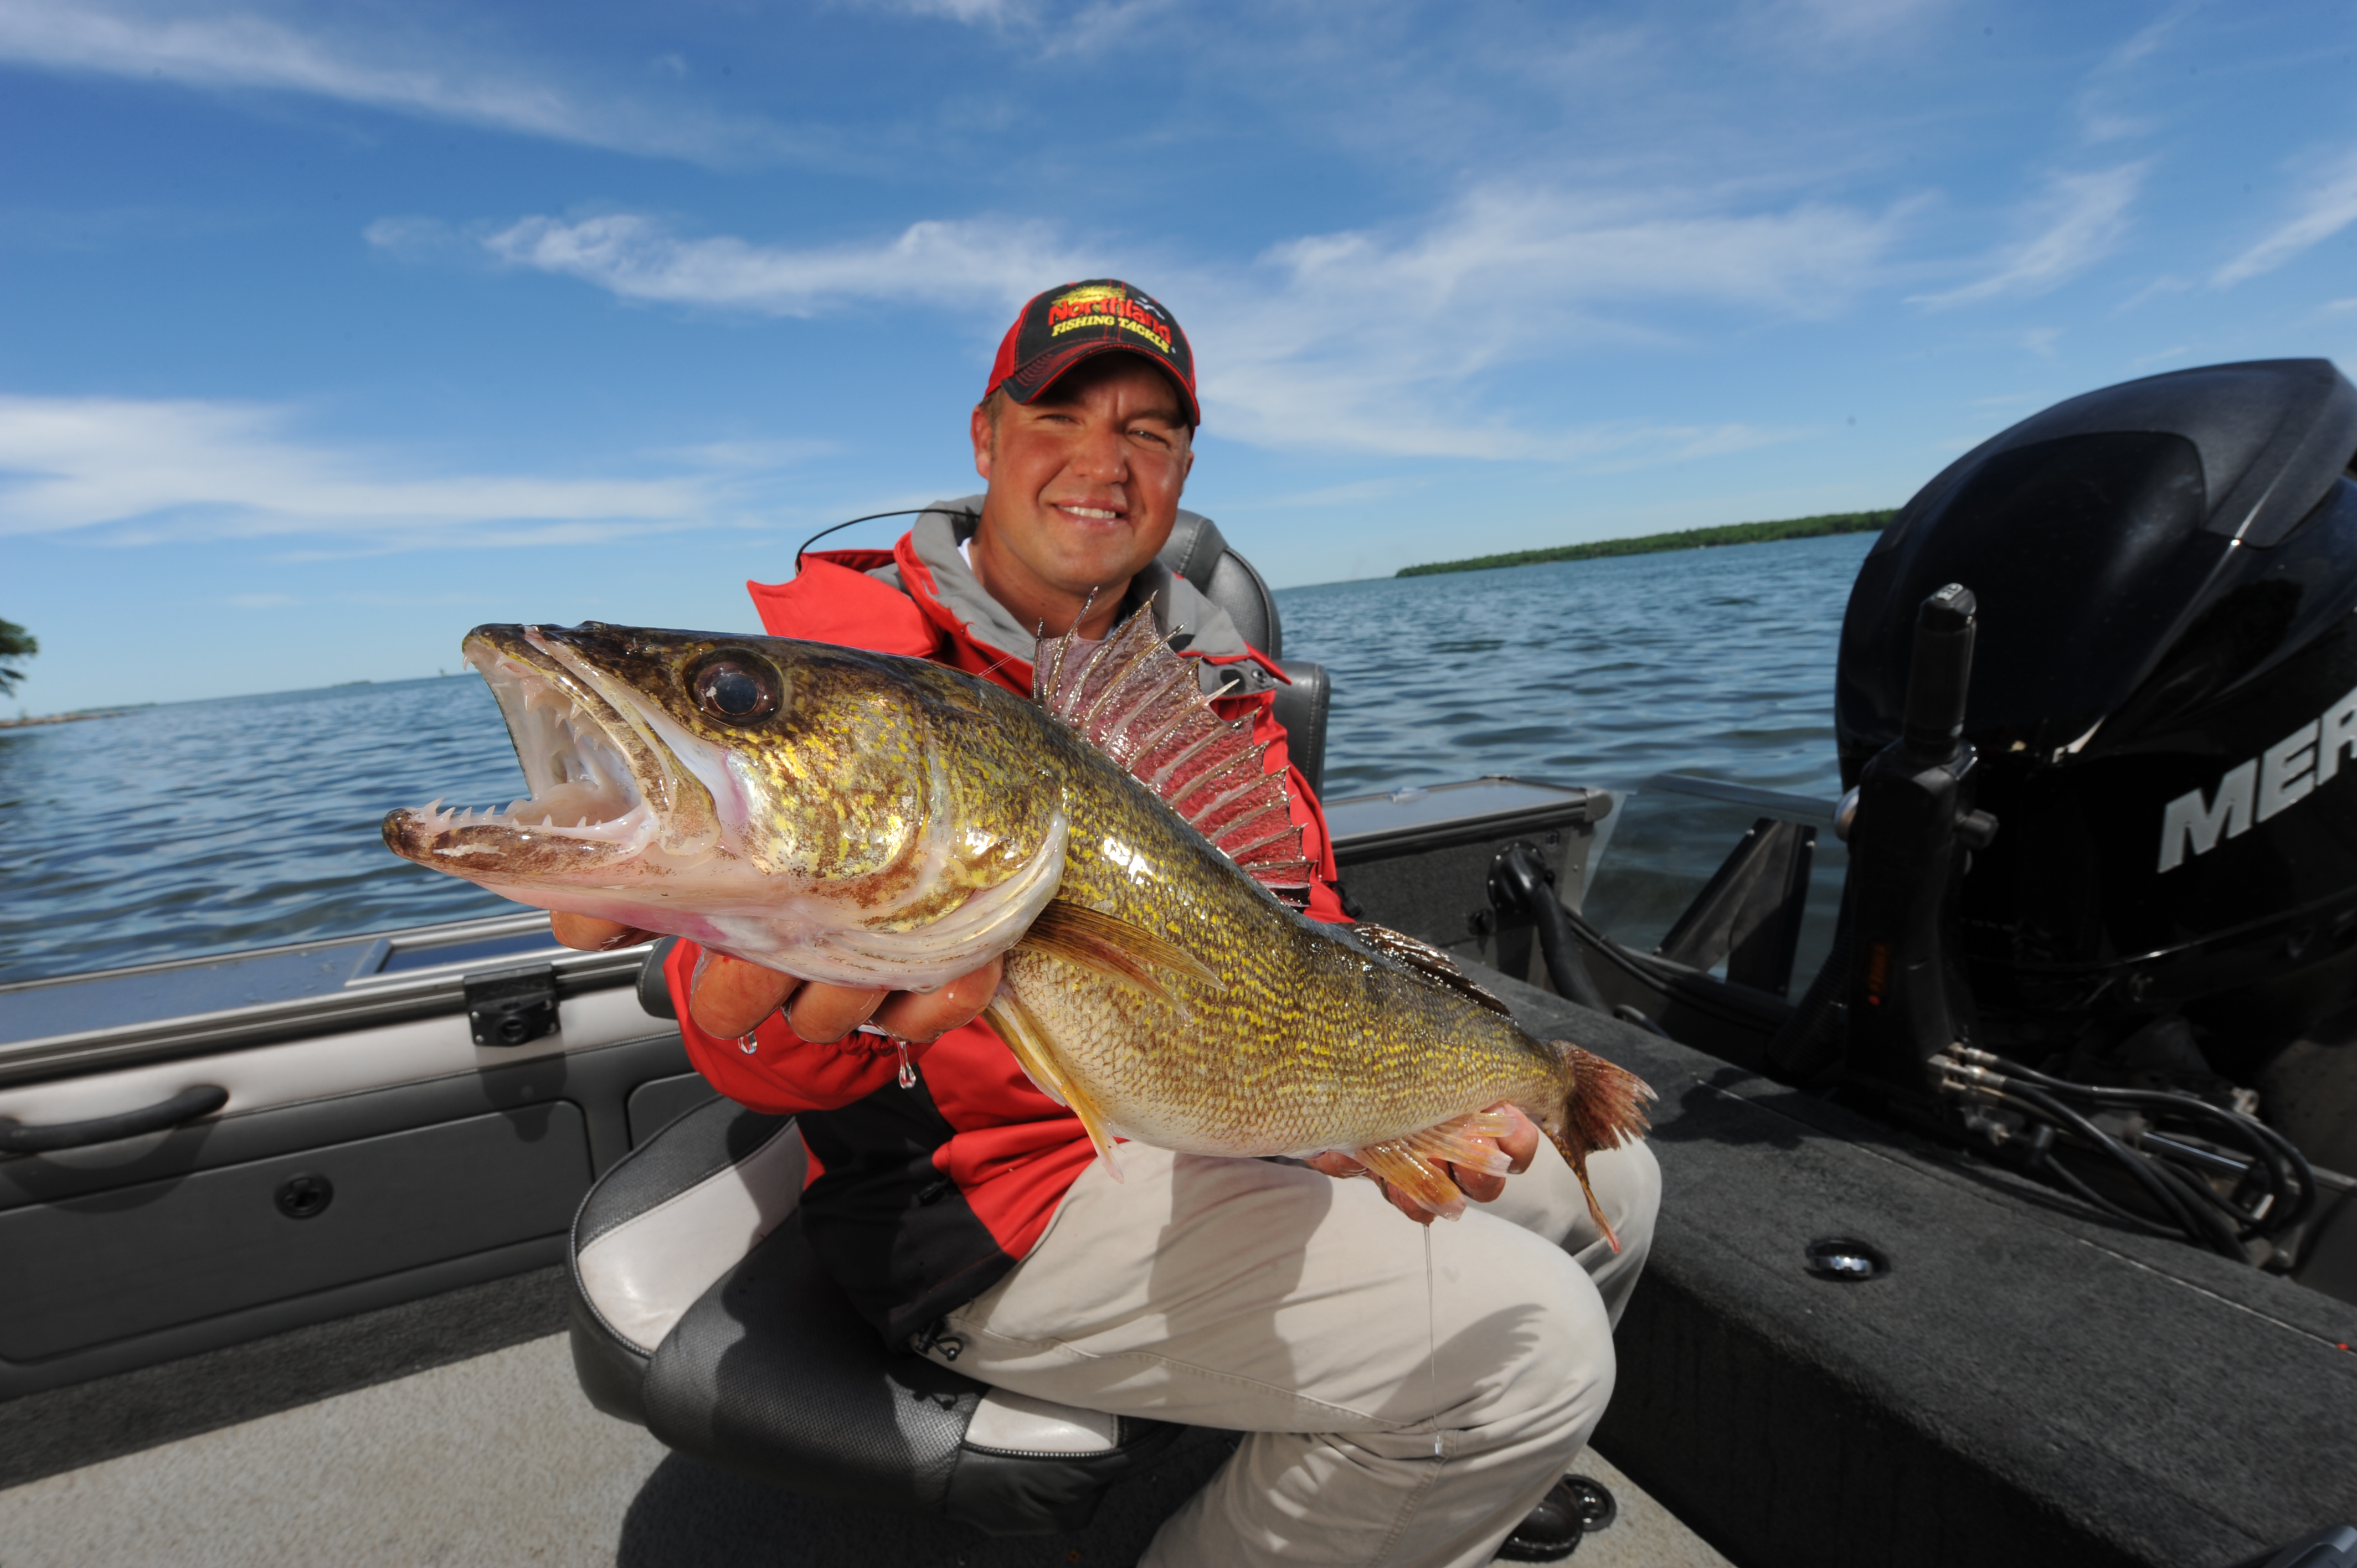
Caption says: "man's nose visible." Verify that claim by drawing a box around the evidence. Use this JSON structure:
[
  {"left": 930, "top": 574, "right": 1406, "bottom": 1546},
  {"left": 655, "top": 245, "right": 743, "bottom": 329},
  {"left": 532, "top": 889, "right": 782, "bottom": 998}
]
[{"left": 1068, "top": 421, "right": 1128, "bottom": 482}]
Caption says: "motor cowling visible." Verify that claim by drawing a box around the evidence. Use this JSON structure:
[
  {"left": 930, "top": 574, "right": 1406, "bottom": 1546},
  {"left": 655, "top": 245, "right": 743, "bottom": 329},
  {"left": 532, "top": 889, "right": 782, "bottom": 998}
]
[{"left": 1836, "top": 359, "right": 2357, "bottom": 1078}]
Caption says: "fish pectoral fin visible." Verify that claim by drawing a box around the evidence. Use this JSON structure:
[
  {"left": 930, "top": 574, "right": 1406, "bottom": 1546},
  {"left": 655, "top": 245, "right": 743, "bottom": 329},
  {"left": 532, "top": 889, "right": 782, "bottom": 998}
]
[
  {"left": 1349, "top": 1137, "right": 1469, "bottom": 1220},
  {"left": 1015, "top": 899, "right": 1224, "bottom": 1008},
  {"left": 982, "top": 988, "right": 1123, "bottom": 1183}
]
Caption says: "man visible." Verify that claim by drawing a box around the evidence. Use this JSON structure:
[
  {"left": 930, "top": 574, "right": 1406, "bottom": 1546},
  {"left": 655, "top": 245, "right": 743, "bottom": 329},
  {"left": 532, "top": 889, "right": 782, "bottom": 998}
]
[{"left": 548, "top": 280, "right": 1660, "bottom": 1567}]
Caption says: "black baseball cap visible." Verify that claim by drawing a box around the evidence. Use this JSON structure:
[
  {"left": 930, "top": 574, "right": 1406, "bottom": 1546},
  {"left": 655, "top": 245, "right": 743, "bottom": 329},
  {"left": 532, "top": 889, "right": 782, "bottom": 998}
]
[{"left": 985, "top": 279, "right": 1199, "bottom": 426}]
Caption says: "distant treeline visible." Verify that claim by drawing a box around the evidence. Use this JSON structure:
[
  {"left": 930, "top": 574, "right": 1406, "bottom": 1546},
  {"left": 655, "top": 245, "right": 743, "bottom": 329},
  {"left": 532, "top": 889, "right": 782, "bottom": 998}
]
[{"left": 1394, "top": 509, "right": 1900, "bottom": 578}]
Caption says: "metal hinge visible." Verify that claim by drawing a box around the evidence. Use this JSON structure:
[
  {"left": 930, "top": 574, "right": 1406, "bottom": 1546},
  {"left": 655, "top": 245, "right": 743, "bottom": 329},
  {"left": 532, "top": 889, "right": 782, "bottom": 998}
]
[{"left": 465, "top": 966, "right": 559, "bottom": 1048}]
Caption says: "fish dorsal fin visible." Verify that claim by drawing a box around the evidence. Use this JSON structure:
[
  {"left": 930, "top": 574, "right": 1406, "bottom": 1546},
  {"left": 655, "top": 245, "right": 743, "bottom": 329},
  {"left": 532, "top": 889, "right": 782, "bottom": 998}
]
[
  {"left": 1351, "top": 924, "right": 1515, "bottom": 1018},
  {"left": 1035, "top": 603, "right": 1313, "bottom": 905}
]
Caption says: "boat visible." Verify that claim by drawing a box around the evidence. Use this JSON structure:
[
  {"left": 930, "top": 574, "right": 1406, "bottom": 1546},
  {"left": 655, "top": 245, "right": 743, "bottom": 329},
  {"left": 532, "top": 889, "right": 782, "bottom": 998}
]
[{"left": 4, "top": 363, "right": 2355, "bottom": 1567}]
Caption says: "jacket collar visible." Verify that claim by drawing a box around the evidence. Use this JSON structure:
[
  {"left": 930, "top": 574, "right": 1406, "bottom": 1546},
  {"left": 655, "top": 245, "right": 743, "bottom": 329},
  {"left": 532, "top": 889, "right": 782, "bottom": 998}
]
[{"left": 900, "top": 496, "right": 1274, "bottom": 691}]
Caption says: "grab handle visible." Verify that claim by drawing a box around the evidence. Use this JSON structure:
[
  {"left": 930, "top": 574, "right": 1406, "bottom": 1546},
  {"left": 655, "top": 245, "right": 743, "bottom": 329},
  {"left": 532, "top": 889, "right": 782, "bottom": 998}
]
[{"left": 0, "top": 1085, "right": 230, "bottom": 1154}]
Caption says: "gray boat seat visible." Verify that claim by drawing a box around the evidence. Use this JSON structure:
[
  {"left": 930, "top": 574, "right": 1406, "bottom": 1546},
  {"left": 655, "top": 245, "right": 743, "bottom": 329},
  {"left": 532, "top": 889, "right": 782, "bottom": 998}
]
[
  {"left": 1156, "top": 509, "right": 1330, "bottom": 797},
  {"left": 567, "top": 1096, "right": 1189, "bottom": 1535}
]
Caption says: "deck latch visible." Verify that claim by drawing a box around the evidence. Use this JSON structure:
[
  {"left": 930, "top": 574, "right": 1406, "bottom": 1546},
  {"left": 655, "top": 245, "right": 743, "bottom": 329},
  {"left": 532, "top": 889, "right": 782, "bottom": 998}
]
[{"left": 466, "top": 966, "right": 559, "bottom": 1048}]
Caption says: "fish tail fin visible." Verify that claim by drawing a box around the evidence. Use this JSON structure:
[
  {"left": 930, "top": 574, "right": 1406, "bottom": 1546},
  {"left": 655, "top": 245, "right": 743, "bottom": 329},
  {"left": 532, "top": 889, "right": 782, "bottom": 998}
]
[{"left": 1545, "top": 1043, "right": 1655, "bottom": 1255}]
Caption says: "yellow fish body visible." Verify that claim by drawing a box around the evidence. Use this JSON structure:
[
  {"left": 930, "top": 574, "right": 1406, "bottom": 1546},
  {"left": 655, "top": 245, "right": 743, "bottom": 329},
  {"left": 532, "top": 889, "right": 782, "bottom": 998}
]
[{"left": 384, "top": 613, "right": 1650, "bottom": 1235}]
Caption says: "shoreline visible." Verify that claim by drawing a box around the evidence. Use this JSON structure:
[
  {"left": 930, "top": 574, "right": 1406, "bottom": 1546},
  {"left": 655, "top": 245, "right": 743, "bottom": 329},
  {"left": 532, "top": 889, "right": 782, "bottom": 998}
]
[
  {"left": 0, "top": 709, "right": 136, "bottom": 731},
  {"left": 1395, "top": 508, "right": 1896, "bottom": 578}
]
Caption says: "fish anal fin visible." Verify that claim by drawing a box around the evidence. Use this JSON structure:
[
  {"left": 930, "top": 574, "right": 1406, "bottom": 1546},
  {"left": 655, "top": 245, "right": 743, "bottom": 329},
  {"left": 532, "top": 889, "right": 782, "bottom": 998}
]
[
  {"left": 1018, "top": 899, "right": 1224, "bottom": 1002},
  {"left": 1352, "top": 925, "right": 1516, "bottom": 1018},
  {"left": 1349, "top": 1138, "right": 1468, "bottom": 1220},
  {"left": 1401, "top": 1110, "right": 1519, "bottom": 1178},
  {"left": 982, "top": 989, "right": 1123, "bottom": 1182}
]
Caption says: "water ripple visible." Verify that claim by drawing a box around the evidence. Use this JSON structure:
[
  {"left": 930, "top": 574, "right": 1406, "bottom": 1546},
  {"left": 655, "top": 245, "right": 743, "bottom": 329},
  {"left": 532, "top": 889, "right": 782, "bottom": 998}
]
[{"left": 0, "top": 533, "right": 1874, "bottom": 984}]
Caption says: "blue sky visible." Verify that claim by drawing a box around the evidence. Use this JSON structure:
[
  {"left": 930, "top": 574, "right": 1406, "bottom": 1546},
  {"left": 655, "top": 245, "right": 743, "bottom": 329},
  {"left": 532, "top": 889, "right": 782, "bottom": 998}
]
[{"left": 4, "top": 0, "right": 2354, "bottom": 714}]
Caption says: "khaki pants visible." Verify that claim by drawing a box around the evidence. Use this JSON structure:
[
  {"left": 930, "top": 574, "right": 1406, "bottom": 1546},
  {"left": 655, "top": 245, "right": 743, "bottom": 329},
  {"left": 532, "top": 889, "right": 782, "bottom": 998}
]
[{"left": 925, "top": 1137, "right": 1661, "bottom": 1568}]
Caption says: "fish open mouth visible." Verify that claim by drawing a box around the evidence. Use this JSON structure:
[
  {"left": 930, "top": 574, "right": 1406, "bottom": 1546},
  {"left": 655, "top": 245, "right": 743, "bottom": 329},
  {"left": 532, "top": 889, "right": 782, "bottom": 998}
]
[{"left": 388, "top": 628, "right": 668, "bottom": 862}]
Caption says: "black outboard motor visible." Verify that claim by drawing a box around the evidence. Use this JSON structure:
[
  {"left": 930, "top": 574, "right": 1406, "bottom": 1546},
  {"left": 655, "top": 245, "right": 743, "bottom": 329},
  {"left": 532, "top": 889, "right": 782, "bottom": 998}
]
[{"left": 1838, "top": 359, "right": 2357, "bottom": 1090}]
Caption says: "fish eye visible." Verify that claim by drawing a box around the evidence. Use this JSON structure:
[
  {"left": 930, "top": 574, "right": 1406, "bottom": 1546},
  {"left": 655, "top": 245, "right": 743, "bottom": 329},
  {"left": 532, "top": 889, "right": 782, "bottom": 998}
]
[{"left": 689, "top": 653, "right": 780, "bottom": 724}]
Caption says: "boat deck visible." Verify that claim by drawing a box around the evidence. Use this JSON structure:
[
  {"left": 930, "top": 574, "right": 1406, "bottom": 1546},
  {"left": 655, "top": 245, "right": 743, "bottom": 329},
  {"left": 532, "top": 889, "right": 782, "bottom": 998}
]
[{"left": 0, "top": 1329, "right": 1728, "bottom": 1567}]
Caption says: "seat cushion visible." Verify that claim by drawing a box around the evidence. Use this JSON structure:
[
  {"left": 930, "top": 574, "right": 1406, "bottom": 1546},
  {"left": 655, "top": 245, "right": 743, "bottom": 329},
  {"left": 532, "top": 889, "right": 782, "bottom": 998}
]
[
  {"left": 640, "top": 1210, "right": 1187, "bottom": 1535},
  {"left": 573, "top": 1100, "right": 806, "bottom": 1356}
]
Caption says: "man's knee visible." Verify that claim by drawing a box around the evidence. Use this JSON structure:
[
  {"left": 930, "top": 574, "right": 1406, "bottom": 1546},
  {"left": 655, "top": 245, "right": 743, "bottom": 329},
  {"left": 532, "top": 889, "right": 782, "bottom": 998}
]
[{"left": 1457, "top": 1237, "right": 1617, "bottom": 1438}]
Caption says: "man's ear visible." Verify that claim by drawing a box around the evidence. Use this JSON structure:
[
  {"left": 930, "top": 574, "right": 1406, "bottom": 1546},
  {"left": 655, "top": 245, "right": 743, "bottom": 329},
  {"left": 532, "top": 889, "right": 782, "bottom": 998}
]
[{"left": 970, "top": 404, "right": 995, "bottom": 481}]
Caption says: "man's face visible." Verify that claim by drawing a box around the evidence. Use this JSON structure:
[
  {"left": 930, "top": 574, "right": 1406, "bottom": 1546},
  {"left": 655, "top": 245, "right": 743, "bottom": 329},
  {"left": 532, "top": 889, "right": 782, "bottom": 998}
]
[{"left": 970, "top": 353, "right": 1195, "bottom": 607}]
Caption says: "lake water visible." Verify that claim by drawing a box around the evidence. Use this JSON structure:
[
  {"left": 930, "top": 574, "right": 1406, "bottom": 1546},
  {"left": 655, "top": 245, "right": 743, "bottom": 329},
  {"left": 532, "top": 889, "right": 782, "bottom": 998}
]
[{"left": 0, "top": 531, "right": 1875, "bottom": 987}]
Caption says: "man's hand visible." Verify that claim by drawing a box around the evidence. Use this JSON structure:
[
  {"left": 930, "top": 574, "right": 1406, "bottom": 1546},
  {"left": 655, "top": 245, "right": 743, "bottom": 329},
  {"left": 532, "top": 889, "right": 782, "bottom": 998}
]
[
  {"left": 547, "top": 913, "right": 1003, "bottom": 1047},
  {"left": 1304, "top": 1105, "right": 1541, "bottom": 1226}
]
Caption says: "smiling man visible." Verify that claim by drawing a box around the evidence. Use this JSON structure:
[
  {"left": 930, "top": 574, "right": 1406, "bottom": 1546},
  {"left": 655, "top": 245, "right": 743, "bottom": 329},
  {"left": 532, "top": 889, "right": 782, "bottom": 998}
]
[{"left": 549, "top": 280, "right": 1660, "bottom": 1568}]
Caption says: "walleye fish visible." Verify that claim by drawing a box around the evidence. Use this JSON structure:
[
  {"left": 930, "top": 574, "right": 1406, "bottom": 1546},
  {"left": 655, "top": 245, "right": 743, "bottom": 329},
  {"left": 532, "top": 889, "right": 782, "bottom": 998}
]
[{"left": 384, "top": 615, "right": 1651, "bottom": 1237}]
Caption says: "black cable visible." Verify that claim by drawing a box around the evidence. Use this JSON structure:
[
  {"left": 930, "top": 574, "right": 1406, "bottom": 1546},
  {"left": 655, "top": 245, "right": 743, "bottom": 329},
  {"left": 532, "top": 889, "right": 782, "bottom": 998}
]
[
  {"left": 2141, "top": 1152, "right": 2252, "bottom": 1257},
  {"left": 1993, "top": 1079, "right": 2240, "bottom": 1257},
  {"left": 2025, "top": 1139, "right": 2189, "bottom": 1240},
  {"left": 1976, "top": 1053, "right": 2313, "bottom": 1232},
  {"left": 794, "top": 507, "right": 978, "bottom": 571},
  {"left": 2140, "top": 1142, "right": 2271, "bottom": 1230}
]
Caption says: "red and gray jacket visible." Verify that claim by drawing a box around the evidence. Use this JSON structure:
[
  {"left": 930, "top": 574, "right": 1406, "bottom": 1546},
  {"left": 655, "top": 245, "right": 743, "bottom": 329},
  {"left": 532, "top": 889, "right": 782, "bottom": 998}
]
[{"left": 666, "top": 502, "right": 1349, "bottom": 1346}]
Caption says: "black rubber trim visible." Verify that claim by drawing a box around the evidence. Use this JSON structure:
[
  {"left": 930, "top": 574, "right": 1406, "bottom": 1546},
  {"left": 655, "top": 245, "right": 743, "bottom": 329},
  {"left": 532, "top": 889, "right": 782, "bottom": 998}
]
[
  {"left": 567, "top": 1285, "right": 653, "bottom": 1426},
  {"left": 0, "top": 1084, "right": 228, "bottom": 1153}
]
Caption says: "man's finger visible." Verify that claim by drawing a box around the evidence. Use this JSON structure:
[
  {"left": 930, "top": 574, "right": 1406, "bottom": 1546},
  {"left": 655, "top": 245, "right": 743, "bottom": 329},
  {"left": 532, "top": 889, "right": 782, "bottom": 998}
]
[
  {"left": 549, "top": 911, "right": 653, "bottom": 951},
  {"left": 689, "top": 953, "right": 800, "bottom": 1039},
  {"left": 786, "top": 982, "right": 891, "bottom": 1044},
  {"left": 872, "top": 957, "right": 1004, "bottom": 1044},
  {"left": 1493, "top": 1103, "right": 1541, "bottom": 1175},
  {"left": 1453, "top": 1162, "right": 1509, "bottom": 1205},
  {"left": 1383, "top": 1182, "right": 1437, "bottom": 1226}
]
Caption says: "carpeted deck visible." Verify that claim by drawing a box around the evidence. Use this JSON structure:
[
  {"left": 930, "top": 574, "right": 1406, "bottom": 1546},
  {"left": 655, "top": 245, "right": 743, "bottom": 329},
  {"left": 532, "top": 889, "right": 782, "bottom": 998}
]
[{"left": 0, "top": 1331, "right": 1722, "bottom": 1567}]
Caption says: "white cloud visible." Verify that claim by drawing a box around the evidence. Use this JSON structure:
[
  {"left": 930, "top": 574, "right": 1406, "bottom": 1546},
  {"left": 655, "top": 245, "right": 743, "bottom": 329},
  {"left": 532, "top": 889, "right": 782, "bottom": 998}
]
[
  {"left": 2213, "top": 148, "right": 2357, "bottom": 288},
  {"left": 466, "top": 184, "right": 1894, "bottom": 460},
  {"left": 0, "top": 0, "right": 801, "bottom": 164},
  {"left": 1197, "top": 184, "right": 1892, "bottom": 456},
  {"left": 859, "top": 0, "right": 1028, "bottom": 19},
  {"left": 0, "top": 395, "right": 754, "bottom": 547},
  {"left": 474, "top": 213, "right": 1082, "bottom": 317},
  {"left": 1780, "top": 0, "right": 1946, "bottom": 43},
  {"left": 1912, "top": 164, "right": 2146, "bottom": 308}
]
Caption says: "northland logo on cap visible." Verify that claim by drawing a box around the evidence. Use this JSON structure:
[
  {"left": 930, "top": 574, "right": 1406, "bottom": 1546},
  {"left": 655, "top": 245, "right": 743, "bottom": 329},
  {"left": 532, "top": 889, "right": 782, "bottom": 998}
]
[{"left": 1045, "top": 284, "right": 1175, "bottom": 356}]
